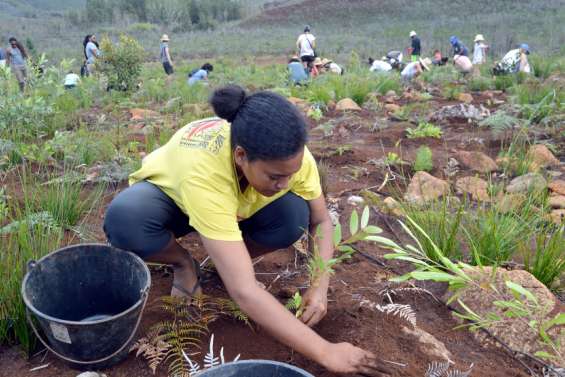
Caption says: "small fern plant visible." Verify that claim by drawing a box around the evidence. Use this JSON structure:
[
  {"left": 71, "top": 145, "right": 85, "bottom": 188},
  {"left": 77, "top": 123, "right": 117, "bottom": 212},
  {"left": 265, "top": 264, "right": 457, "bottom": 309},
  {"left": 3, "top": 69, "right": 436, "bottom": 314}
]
[
  {"left": 406, "top": 122, "right": 443, "bottom": 139},
  {"left": 182, "top": 334, "right": 241, "bottom": 376}
]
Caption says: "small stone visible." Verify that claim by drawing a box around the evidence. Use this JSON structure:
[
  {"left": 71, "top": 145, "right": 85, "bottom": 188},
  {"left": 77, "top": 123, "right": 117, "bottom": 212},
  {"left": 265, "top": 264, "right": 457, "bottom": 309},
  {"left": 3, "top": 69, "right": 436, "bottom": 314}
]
[
  {"left": 506, "top": 173, "right": 547, "bottom": 194},
  {"left": 385, "top": 90, "right": 397, "bottom": 97},
  {"left": 347, "top": 195, "right": 365, "bottom": 207},
  {"left": 550, "top": 210, "right": 565, "bottom": 225},
  {"left": 549, "top": 195, "right": 565, "bottom": 209},
  {"left": 457, "top": 92, "right": 474, "bottom": 103},
  {"left": 497, "top": 194, "right": 526, "bottom": 213},
  {"left": 77, "top": 373, "right": 108, "bottom": 377},
  {"left": 404, "top": 172, "right": 450, "bottom": 205},
  {"left": 129, "top": 108, "right": 159, "bottom": 121},
  {"left": 336, "top": 98, "right": 362, "bottom": 112},
  {"left": 527, "top": 145, "right": 560, "bottom": 172},
  {"left": 384, "top": 104, "right": 401, "bottom": 113},
  {"left": 383, "top": 197, "right": 403, "bottom": 217},
  {"left": 455, "top": 177, "right": 490, "bottom": 201},
  {"left": 549, "top": 180, "right": 565, "bottom": 196},
  {"left": 456, "top": 151, "right": 498, "bottom": 173}
]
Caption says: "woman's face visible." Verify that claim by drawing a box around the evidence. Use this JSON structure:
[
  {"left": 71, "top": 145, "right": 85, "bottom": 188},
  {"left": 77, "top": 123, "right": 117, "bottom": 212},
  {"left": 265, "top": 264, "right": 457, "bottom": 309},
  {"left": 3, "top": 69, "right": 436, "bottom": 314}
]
[
  {"left": 91, "top": 35, "right": 96, "bottom": 42},
  {"left": 235, "top": 146, "right": 304, "bottom": 197}
]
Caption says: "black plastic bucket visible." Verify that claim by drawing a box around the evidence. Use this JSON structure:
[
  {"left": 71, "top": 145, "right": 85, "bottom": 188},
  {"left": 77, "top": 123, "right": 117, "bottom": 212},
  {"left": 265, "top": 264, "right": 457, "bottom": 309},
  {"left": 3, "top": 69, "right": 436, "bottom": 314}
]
[
  {"left": 21, "top": 243, "right": 151, "bottom": 370},
  {"left": 199, "top": 360, "right": 314, "bottom": 376}
]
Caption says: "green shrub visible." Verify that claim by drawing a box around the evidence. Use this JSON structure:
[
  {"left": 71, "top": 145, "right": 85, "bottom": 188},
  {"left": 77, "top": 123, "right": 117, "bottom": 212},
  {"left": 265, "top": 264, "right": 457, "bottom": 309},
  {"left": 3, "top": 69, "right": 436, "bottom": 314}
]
[
  {"left": 442, "top": 84, "right": 462, "bottom": 100},
  {"left": 98, "top": 34, "right": 146, "bottom": 92},
  {"left": 522, "top": 226, "right": 565, "bottom": 290},
  {"left": 468, "top": 76, "right": 493, "bottom": 92},
  {"left": 413, "top": 146, "right": 433, "bottom": 172},
  {"left": 494, "top": 75, "right": 515, "bottom": 91},
  {"left": 406, "top": 122, "right": 443, "bottom": 139},
  {"left": 529, "top": 55, "right": 559, "bottom": 80}
]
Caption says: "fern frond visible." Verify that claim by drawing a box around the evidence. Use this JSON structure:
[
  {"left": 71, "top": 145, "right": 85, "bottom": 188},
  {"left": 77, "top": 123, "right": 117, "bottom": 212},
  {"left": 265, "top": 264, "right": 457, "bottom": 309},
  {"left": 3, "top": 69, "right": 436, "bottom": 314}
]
[
  {"left": 374, "top": 303, "right": 417, "bottom": 327},
  {"left": 425, "top": 361, "right": 451, "bottom": 377},
  {"left": 182, "top": 350, "right": 201, "bottom": 376},
  {"left": 204, "top": 334, "right": 220, "bottom": 369}
]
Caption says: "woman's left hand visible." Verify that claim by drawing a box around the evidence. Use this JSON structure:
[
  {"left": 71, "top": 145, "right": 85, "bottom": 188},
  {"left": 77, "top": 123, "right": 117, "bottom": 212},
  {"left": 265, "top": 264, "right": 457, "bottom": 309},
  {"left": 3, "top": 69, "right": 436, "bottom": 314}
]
[{"left": 300, "top": 284, "right": 328, "bottom": 327}]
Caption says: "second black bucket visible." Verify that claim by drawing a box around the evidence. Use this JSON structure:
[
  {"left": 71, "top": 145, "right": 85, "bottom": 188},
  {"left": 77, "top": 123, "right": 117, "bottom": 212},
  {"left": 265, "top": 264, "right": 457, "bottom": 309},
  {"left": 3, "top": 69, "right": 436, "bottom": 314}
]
[
  {"left": 198, "top": 360, "right": 314, "bottom": 377},
  {"left": 21, "top": 243, "right": 151, "bottom": 370}
]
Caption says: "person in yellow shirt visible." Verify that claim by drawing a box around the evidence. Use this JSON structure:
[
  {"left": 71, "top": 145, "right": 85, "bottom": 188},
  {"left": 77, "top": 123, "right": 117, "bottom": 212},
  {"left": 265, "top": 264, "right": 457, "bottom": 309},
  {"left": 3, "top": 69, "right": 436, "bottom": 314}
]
[{"left": 104, "top": 85, "right": 393, "bottom": 376}]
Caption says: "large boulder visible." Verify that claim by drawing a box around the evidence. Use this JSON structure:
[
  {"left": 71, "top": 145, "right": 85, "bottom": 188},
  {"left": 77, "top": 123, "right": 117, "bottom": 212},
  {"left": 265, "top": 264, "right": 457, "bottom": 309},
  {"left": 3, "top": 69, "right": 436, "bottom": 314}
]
[
  {"left": 527, "top": 145, "right": 560, "bottom": 172},
  {"left": 455, "top": 151, "right": 498, "bottom": 174},
  {"left": 444, "top": 267, "right": 564, "bottom": 366},
  {"left": 404, "top": 172, "right": 450, "bottom": 205},
  {"left": 506, "top": 173, "right": 547, "bottom": 194},
  {"left": 336, "top": 98, "right": 362, "bottom": 112},
  {"left": 549, "top": 180, "right": 565, "bottom": 196},
  {"left": 455, "top": 176, "right": 490, "bottom": 201}
]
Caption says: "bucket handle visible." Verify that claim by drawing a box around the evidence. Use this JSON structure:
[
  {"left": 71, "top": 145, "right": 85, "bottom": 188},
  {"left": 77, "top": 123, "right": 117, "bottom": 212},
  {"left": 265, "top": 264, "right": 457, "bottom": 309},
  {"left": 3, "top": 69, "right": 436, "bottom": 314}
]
[{"left": 26, "top": 288, "right": 149, "bottom": 365}]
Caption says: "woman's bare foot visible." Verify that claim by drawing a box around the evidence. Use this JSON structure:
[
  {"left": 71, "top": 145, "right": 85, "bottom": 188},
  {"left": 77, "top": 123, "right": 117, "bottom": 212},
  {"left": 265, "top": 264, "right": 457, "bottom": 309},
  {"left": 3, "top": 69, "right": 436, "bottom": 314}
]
[{"left": 171, "top": 261, "right": 202, "bottom": 298}]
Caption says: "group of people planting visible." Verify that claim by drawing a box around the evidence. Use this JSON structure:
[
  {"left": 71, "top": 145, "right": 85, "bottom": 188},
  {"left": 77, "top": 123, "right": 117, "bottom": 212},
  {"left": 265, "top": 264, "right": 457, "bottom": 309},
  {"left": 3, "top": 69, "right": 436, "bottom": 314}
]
[{"left": 5, "top": 24, "right": 536, "bottom": 376}]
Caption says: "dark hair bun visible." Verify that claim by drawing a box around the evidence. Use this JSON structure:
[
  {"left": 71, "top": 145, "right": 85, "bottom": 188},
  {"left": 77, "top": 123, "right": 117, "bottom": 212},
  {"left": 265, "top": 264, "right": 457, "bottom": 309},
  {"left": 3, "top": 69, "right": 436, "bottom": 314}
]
[{"left": 210, "top": 85, "right": 247, "bottom": 123}]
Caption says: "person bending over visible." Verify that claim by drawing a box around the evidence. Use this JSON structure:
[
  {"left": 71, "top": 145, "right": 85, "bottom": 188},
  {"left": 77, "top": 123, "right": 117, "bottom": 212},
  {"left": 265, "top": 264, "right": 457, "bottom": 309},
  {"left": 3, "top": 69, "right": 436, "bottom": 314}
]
[{"left": 104, "top": 85, "right": 394, "bottom": 376}]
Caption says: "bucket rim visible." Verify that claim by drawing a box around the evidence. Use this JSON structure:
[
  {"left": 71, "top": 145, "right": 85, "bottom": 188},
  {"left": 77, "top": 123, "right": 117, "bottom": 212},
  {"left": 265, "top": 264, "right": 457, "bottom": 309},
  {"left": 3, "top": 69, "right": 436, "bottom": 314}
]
[
  {"left": 21, "top": 243, "right": 151, "bottom": 326},
  {"left": 201, "top": 360, "right": 315, "bottom": 376}
]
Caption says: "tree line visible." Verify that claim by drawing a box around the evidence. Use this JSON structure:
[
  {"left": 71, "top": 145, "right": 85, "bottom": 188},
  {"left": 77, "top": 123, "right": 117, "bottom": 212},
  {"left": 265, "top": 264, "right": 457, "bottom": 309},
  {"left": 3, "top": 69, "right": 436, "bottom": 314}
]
[{"left": 66, "top": 0, "right": 242, "bottom": 31}]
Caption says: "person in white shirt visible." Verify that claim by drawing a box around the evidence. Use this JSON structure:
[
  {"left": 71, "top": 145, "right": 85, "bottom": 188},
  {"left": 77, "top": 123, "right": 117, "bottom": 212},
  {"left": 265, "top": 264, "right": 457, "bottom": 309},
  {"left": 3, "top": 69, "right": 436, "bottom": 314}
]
[
  {"left": 401, "top": 58, "right": 430, "bottom": 81},
  {"left": 472, "top": 34, "right": 489, "bottom": 65},
  {"left": 454, "top": 54, "right": 473, "bottom": 74},
  {"left": 64, "top": 70, "right": 81, "bottom": 89},
  {"left": 296, "top": 25, "right": 316, "bottom": 69},
  {"left": 368, "top": 57, "right": 393, "bottom": 73}
]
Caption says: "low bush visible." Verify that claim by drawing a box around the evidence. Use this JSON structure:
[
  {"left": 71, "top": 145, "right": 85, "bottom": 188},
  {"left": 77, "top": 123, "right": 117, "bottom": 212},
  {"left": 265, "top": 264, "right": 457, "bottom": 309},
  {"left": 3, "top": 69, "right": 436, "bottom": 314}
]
[
  {"left": 413, "top": 145, "right": 433, "bottom": 172},
  {"left": 406, "top": 122, "right": 443, "bottom": 139}
]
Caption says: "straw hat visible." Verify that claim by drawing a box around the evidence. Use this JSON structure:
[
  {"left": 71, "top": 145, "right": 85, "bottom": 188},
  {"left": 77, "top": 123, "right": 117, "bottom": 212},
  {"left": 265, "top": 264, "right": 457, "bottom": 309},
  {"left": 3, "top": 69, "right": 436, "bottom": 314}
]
[
  {"left": 419, "top": 58, "right": 431, "bottom": 71},
  {"left": 161, "top": 34, "right": 170, "bottom": 42},
  {"left": 321, "top": 58, "right": 332, "bottom": 65},
  {"left": 474, "top": 34, "right": 485, "bottom": 42},
  {"left": 313, "top": 57, "right": 323, "bottom": 66},
  {"left": 410, "top": 31, "right": 417, "bottom": 37}
]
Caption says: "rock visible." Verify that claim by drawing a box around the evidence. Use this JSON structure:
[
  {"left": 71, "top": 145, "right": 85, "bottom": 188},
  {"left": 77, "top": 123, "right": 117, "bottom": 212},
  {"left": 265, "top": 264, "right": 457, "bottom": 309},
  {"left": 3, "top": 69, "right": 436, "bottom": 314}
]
[
  {"left": 404, "top": 172, "right": 450, "bottom": 205},
  {"left": 336, "top": 98, "right": 362, "bottom": 112},
  {"left": 77, "top": 373, "right": 108, "bottom": 377},
  {"left": 384, "top": 104, "right": 401, "bottom": 113},
  {"left": 455, "top": 177, "right": 490, "bottom": 201},
  {"left": 506, "top": 173, "right": 547, "bottom": 194},
  {"left": 497, "top": 194, "right": 526, "bottom": 213},
  {"left": 443, "top": 158, "right": 460, "bottom": 177},
  {"left": 327, "top": 100, "right": 336, "bottom": 110},
  {"left": 550, "top": 210, "right": 565, "bottom": 225},
  {"left": 455, "top": 151, "right": 498, "bottom": 173},
  {"left": 385, "top": 90, "right": 397, "bottom": 98},
  {"left": 549, "top": 195, "right": 565, "bottom": 209},
  {"left": 527, "top": 145, "right": 560, "bottom": 172},
  {"left": 347, "top": 195, "right": 365, "bottom": 207},
  {"left": 457, "top": 92, "right": 474, "bottom": 103},
  {"left": 383, "top": 197, "right": 403, "bottom": 217},
  {"left": 549, "top": 180, "right": 565, "bottom": 195},
  {"left": 402, "top": 326, "right": 453, "bottom": 363},
  {"left": 431, "top": 104, "right": 490, "bottom": 122},
  {"left": 129, "top": 108, "right": 159, "bottom": 121},
  {"left": 444, "top": 267, "right": 564, "bottom": 362}
]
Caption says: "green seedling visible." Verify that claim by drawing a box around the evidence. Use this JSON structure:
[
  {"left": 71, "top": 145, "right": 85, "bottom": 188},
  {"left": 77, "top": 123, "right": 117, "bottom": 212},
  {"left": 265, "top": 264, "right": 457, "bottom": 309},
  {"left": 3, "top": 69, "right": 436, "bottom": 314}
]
[
  {"left": 406, "top": 122, "right": 443, "bottom": 139},
  {"left": 285, "top": 292, "right": 304, "bottom": 318}
]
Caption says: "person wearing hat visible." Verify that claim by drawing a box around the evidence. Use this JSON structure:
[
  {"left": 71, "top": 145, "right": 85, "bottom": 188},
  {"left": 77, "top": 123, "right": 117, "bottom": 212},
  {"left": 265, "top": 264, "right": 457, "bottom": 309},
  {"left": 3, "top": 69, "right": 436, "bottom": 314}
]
[
  {"left": 494, "top": 44, "right": 531, "bottom": 75},
  {"left": 296, "top": 26, "right": 316, "bottom": 70},
  {"left": 320, "top": 58, "right": 343, "bottom": 75},
  {"left": 472, "top": 34, "right": 489, "bottom": 65},
  {"left": 288, "top": 55, "right": 309, "bottom": 85},
  {"left": 408, "top": 31, "right": 421, "bottom": 62},
  {"left": 368, "top": 57, "right": 393, "bottom": 73},
  {"left": 449, "top": 36, "right": 469, "bottom": 57},
  {"left": 160, "top": 34, "right": 174, "bottom": 76},
  {"left": 401, "top": 57, "right": 430, "bottom": 81}
]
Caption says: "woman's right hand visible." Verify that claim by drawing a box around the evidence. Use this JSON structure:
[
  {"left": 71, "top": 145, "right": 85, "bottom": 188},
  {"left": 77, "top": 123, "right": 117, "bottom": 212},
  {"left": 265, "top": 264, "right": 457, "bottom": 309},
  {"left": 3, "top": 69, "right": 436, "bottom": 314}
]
[{"left": 319, "top": 342, "right": 396, "bottom": 376}]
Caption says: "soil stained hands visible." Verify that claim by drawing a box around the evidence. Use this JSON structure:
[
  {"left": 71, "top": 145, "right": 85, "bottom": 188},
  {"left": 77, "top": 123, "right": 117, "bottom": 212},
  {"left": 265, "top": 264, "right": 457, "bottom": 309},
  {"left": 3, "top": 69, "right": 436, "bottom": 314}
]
[{"left": 321, "top": 342, "right": 396, "bottom": 376}]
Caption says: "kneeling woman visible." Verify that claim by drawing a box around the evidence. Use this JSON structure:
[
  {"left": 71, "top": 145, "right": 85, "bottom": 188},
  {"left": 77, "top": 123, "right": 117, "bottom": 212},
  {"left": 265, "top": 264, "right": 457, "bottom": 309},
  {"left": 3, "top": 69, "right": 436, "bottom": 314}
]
[{"left": 104, "top": 85, "right": 391, "bottom": 376}]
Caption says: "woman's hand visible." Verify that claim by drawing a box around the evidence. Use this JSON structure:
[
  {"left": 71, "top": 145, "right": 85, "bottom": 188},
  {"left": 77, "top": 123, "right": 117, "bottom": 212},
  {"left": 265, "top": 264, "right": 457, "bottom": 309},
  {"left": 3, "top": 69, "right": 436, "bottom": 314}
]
[
  {"left": 320, "top": 342, "right": 395, "bottom": 376},
  {"left": 300, "top": 284, "right": 328, "bottom": 327}
]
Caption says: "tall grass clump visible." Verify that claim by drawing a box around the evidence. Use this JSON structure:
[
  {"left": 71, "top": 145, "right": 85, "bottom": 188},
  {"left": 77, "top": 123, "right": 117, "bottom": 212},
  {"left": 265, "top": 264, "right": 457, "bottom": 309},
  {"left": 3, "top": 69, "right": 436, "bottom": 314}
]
[{"left": 522, "top": 226, "right": 565, "bottom": 290}]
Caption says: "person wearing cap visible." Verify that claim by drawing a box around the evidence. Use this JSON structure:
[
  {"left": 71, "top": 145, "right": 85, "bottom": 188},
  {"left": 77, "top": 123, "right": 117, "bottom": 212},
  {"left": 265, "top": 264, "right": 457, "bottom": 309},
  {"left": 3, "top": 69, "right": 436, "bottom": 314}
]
[
  {"left": 288, "top": 55, "right": 309, "bottom": 85},
  {"left": 296, "top": 26, "right": 316, "bottom": 70},
  {"left": 408, "top": 31, "right": 421, "bottom": 62},
  {"left": 453, "top": 54, "right": 473, "bottom": 74},
  {"left": 160, "top": 34, "right": 174, "bottom": 76},
  {"left": 401, "top": 57, "right": 430, "bottom": 81},
  {"left": 449, "top": 36, "right": 469, "bottom": 57},
  {"left": 472, "top": 34, "right": 489, "bottom": 65},
  {"left": 368, "top": 57, "right": 392, "bottom": 73},
  {"left": 494, "top": 44, "right": 531, "bottom": 75}
]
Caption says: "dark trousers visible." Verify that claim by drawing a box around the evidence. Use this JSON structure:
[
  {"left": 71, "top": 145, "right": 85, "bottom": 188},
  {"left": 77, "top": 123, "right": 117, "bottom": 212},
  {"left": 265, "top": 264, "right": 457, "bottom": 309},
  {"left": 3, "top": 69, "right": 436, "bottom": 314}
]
[{"left": 103, "top": 181, "right": 309, "bottom": 259}]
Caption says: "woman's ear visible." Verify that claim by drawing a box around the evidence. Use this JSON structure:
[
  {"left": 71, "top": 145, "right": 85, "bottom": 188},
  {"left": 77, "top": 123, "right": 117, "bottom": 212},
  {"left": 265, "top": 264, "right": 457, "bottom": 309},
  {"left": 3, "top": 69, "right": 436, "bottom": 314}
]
[{"left": 233, "top": 146, "right": 247, "bottom": 166}]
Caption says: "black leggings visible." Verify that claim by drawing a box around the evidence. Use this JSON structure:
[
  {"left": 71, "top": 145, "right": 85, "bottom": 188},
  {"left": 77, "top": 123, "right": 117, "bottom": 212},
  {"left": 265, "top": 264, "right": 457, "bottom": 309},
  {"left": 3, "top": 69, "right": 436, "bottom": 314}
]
[{"left": 103, "top": 181, "right": 309, "bottom": 259}]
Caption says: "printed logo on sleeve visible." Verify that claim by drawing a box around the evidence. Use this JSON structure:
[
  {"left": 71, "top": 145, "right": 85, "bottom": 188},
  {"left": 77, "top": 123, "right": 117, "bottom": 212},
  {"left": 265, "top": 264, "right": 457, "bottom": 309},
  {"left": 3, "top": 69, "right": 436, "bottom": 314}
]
[{"left": 180, "top": 119, "right": 226, "bottom": 154}]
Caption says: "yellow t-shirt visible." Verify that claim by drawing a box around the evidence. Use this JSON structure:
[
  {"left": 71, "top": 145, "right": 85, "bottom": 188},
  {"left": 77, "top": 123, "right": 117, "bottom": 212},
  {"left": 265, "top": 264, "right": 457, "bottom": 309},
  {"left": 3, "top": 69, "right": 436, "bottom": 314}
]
[{"left": 129, "top": 118, "right": 322, "bottom": 241}]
